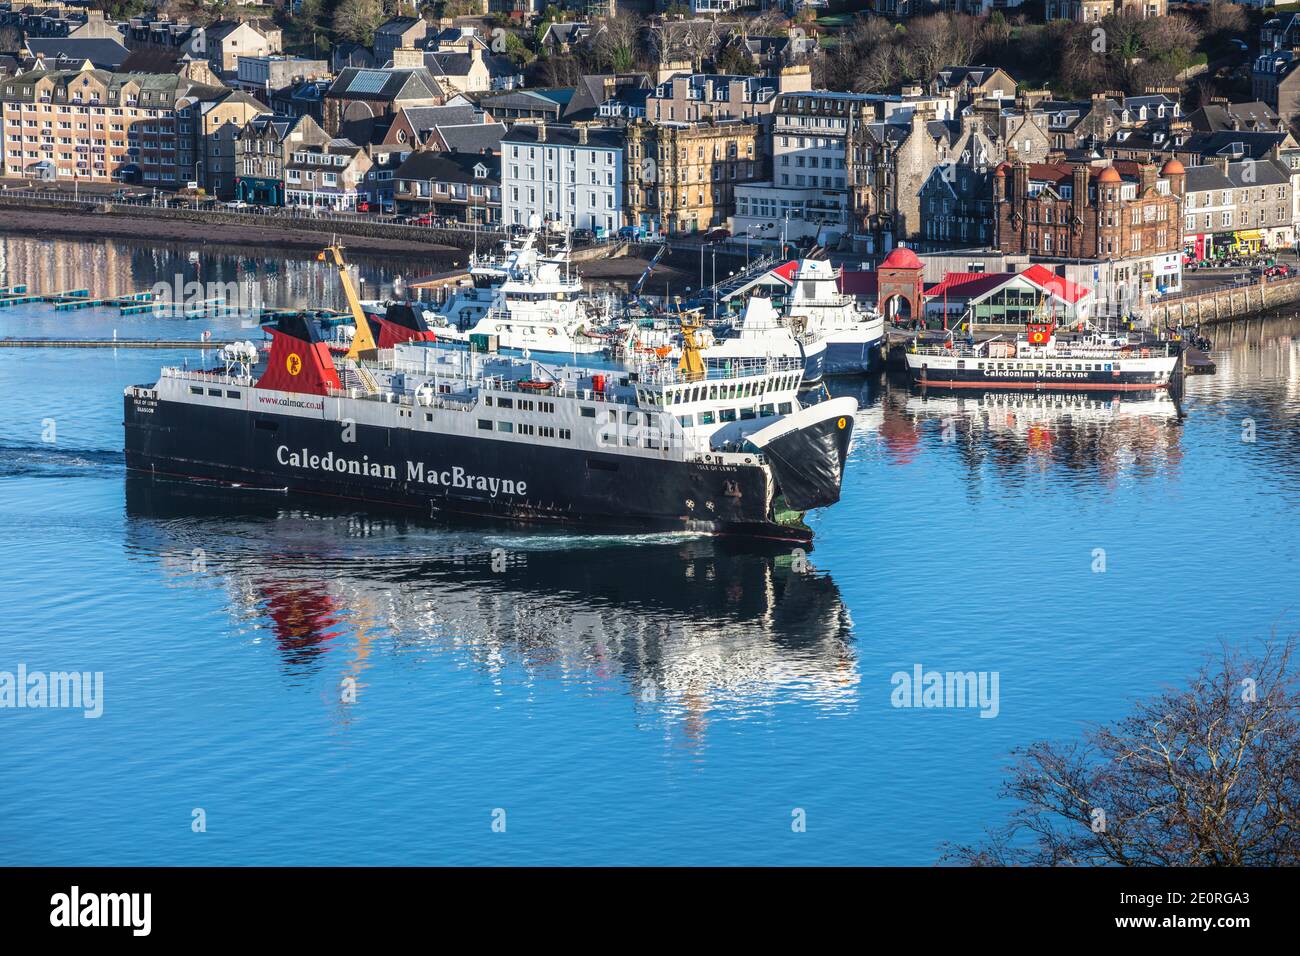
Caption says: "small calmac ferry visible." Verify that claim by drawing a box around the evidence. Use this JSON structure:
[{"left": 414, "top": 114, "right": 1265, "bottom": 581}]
[
  {"left": 905, "top": 321, "right": 1182, "bottom": 391},
  {"left": 123, "top": 246, "right": 857, "bottom": 544}
]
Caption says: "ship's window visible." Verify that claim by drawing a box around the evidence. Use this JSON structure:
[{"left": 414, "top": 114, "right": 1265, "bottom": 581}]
[
  {"left": 190, "top": 386, "right": 202, "bottom": 395},
  {"left": 778, "top": 402, "right": 793, "bottom": 414},
  {"left": 208, "top": 388, "right": 221, "bottom": 396},
  {"left": 425, "top": 413, "right": 433, "bottom": 422},
  {"left": 607, "top": 410, "right": 617, "bottom": 423},
  {"left": 478, "top": 419, "right": 493, "bottom": 430},
  {"left": 485, "top": 396, "right": 493, "bottom": 406},
  {"left": 720, "top": 409, "right": 737, "bottom": 422},
  {"left": 709, "top": 386, "right": 718, "bottom": 400},
  {"left": 559, "top": 429, "right": 572, "bottom": 440},
  {"left": 498, "top": 397, "right": 514, "bottom": 409},
  {"left": 540, "top": 402, "right": 554, "bottom": 413},
  {"left": 255, "top": 419, "right": 278, "bottom": 431},
  {"left": 498, "top": 421, "right": 514, "bottom": 433},
  {"left": 587, "top": 458, "right": 618, "bottom": 472},
  {"left": 956, "top": 361, "right": 965, "bottom": 370},
  {"left": 678, "top": 414, "right": 693, "bottom": 427},
  {"left": 699, "top": 411, "right": 715, "bottom": 425},
  {"left": 740, "top": 408, "right": 757, "bottom": 420},
  {"left": 226, "top": 390, "right": 240, "bottom": 399},
  {"left": 580, "top": 406, "right": 595, "bottom": 417},
  {"left": 519, "top": 423, "right": 534, "bottom": 435},
  {"left": 760, "top": 404, "right": 775, "bottom": 416}
]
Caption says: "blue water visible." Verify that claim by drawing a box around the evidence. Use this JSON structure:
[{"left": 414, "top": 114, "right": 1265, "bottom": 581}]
[{"left": 2, "top": 250, "right": 1300, "bottom": 864}]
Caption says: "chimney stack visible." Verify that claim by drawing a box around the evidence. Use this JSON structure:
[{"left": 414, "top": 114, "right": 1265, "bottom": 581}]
[{"left": 1139, "top": 163, "right": 1156, "bottom": 194}]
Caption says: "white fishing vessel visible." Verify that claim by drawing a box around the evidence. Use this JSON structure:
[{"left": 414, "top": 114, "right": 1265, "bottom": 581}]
[{"left": 785, "top": 259, "right": 886, "bottom": 374}]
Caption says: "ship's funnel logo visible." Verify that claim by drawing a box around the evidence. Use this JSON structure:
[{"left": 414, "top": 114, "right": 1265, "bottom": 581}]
[{"left": 286, "top": 353, "right": 303, "bottom": 376}]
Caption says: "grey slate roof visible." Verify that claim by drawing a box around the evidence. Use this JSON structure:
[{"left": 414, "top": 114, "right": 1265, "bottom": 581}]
[
  {"left": 23, "top": 37, "right": 129, "bottom": 70},
  {"left": 501, "top": 123, "right": 623, "bottom": 151},
  {"left": 394, "top": 149, "right": 500, "bottom": 185},
  {"left": 435, "top": 121, "right": 506, "bottom": 153},
  {"left": 329, "top": 67, "right": 443, "bottom": 101}
]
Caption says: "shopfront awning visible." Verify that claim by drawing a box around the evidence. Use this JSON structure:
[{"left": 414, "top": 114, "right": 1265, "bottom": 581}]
[{"left": 1235, "top": 230, "right": 1265, "bottom": 242}]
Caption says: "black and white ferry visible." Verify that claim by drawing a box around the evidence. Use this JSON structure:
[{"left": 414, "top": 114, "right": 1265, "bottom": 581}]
[
  {"left": 904, "top": 322, "right": 1181, "bottom": 391},
  {"left": 124, "top": 259, "right": 857, "bottom": 544}
]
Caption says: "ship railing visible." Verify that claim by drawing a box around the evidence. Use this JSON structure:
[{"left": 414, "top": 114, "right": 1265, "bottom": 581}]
[
  {"left": 910, "top": 343, "right": 1172, "bottom": 360},
  {"left": 628, "top": 354, "right": 803, "bottom": 386},
  {"left": 323, "top": 384, "right": 476, "bottom": 411},
  {"left": 160, "top": 366, "right": 255, "bottom": 387}
]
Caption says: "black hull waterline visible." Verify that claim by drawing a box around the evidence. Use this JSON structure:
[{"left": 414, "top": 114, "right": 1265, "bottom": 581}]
[{"left": 123, "top": 396, "right": 825, "bottom": 545}]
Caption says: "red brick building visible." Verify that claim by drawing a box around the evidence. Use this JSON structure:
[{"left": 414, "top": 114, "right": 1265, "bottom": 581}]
[{"left": 993, "top": 160, "right": 1184, "bottom": 261}]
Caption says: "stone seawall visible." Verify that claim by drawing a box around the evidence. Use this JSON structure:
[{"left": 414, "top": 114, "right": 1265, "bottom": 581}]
[{"left": 1145, "top": 276, "right": 1300, "bottom": 327}]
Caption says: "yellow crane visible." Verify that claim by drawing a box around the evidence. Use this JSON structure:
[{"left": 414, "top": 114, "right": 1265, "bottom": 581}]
[{"left": 317, "top": 242, "right": 377, "bottom": 361}]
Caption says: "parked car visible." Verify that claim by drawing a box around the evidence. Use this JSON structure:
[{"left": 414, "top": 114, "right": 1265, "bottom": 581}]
[
  {"left": 355, "top": 200, "right": 371, "bottom": 213},
  {"left": 703, "top": 227, "right": 731, "bottom": 242},
  {"left": 571, "top": 227, "right": 596, "bottom": 243}
]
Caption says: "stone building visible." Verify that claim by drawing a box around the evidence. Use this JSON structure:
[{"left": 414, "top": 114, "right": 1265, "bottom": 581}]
[
  {"left": 235, "top": 113, "right": 329, "bottom": 206},
  {"left": 644, "top": 72, "right": 790, "bottom": 124},
  {"left": 624, "top": 117, "right": 763, "bottom": 237},
  {"left": 322, "top": 67, "right": 445, "bottom": 136},
  {"left": 994, "top": 159, "right": 1185, "bottom": 304},
  {"left": 195, "top": 88, "right": 269, "bottom": 199}
]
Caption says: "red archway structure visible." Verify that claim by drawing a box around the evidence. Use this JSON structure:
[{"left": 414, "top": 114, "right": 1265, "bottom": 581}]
[{"left": 878, "top": 247, "right": 924, "bottom": 323}]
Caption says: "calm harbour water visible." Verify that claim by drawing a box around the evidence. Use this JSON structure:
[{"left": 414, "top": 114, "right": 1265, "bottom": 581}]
[{"left": 2, "top": 235, "right": 1299, "bottom": 865}]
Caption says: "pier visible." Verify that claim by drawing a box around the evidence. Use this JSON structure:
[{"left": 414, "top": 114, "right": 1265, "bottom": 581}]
[
  {"left": 1145, "top": 274, "right": 1300, "bottom": 328},
  {"left": 0, "top": 286, "right": 160, "bottom": 311},
  {"left": 0, "top": 338, "right": 234, "bottom": 348}
]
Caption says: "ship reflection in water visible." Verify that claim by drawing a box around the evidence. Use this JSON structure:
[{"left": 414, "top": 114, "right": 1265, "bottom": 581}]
[
  {"left": 850, "top": 383, "right": 1186, "bottom": 481},
  {"left": 123, "top": 478, "right": 857, "bottom": 741}
]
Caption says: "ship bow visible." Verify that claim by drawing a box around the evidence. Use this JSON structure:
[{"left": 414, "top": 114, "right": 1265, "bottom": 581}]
[{"left": 746, "top": 396, "right": 857, "bottom": 510}]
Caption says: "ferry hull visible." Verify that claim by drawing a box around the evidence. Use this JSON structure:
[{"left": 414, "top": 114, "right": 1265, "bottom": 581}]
[
  {"left": 906, "top": 354, "right": 1180, "bottom": 391},
  {"left": 824, "top": 337, "right": 885, "bottom": 376},
  {"left": 801, "top": 346, "right": 825, "bottom": 387},
  {"left": 911, "top": 370, "right": 1173, "bottom": 391},
  {"left": 123, "top": 395, "right": 813, "bottom": 544}
]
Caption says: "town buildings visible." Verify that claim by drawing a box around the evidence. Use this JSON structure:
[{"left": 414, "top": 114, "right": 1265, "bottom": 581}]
[
  {"left": 283, "top": 137, "right": 371, "bottom": 211},
  {"left": 624, "top": 116, "right": 763, "bottom": 237},
  {"left": 500, "top": 122, "right": 624, "bottom": 234},
  {"left": 994, "top": 160, "right": 1185, "bottom": 309},
  {"left": 0, "top": 66, "right": 223, "bottom": 187},
  {"left": 393, "top": 149, "right": 501, "bottom": 223},
  {"left": 234, "top": 113, "right": 329, "bottom": 206}
]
